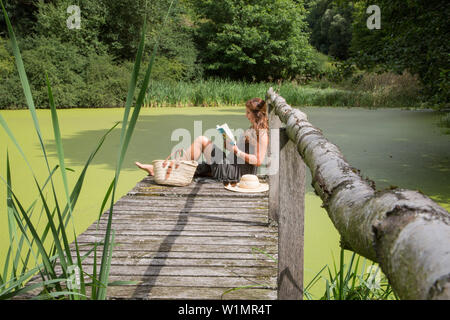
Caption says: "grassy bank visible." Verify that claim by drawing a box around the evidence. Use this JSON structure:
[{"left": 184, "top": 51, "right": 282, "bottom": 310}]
[
  {"left": 144, "top": 73, "right": 426, "bottom": 109},
  {"left": 2, "top": 73, "right": 429, "bottom": 110}
]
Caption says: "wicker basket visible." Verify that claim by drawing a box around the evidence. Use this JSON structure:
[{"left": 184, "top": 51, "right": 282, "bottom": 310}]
[{"left": 152, "top": 149, "right": 198, "bottom": 186}]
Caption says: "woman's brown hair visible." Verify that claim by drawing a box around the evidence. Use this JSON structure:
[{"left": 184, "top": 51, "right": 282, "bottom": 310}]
[{"left": 246, "top": 98, "right": 268, "bottom": 136}]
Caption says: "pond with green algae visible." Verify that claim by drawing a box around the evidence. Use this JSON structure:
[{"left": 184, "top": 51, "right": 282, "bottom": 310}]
[{"left": 0, "top": 106, "right": 448, "bottom": 299}]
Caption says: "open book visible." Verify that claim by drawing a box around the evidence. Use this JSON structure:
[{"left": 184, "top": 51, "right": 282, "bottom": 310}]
[{"left": 216, "top": 123, "right": 236, "bottom": 145}]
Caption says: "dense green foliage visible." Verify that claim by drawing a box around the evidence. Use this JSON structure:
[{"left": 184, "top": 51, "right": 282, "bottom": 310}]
[
  {"left": 0, "top": 0, "right": 200, "bottom": 108},
  {"left": 34, "top": 0, "right": 108, "bottom": 56},
  {"left": 0, "top": 37, "right": 130, "bottom": 108},
  {"left": 191, "top": 0, "right": 320, "bottom": 81},
  {"left": 350, "top": 0, "right": 449, "bottom": 103},
  {"left": 0, "top": 0, "right": 448, "bottom": 108},
  {"left": 305, "top": 0, "right": 353, "bottom": 60},
  {"left": 98, "top": 0, "right": 201, "bottom": 80}
]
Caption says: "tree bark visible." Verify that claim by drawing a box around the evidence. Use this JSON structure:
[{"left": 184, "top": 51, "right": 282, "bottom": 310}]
[{"left": 266, "top": 87, "right": 450, "bottom": 300}]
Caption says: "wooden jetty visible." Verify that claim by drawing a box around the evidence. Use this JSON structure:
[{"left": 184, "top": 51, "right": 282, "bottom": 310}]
[{"left": 75, "top": 176, "right": 278, "bottom": 300}]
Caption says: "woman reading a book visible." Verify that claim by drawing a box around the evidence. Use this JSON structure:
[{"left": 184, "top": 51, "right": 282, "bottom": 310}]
[{"left": 135, "top": 97, "right": 269, "bottom": 183}]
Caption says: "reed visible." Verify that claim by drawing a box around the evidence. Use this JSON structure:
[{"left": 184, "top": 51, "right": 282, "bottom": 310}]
[
  {"left": 312, "top": 248, "right": 398, "bottom": 300},
  {"left": 0, "top": 0, "right": 176, "bottom": 300},
  {"left": 142, "top": 76, "right": 424, "bottom": 109}
]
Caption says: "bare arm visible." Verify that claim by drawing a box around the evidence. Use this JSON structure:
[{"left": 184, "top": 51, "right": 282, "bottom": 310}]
[{"left": 229, "top": 131, "right": 268, "bottom": 167}]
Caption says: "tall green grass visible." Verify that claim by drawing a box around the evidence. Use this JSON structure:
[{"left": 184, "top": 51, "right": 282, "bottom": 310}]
[
  {"left": 310, "top": 248, "right": 398, "bottom": 300},
  {"left": 0, "top": 0, "right": 176, "bottom": 300},
  {"left": 143, "top": 79, "right": 354, "bottom": 108},
  {"left": 143, "top": 76, "right": 424, "bottom": 109}
]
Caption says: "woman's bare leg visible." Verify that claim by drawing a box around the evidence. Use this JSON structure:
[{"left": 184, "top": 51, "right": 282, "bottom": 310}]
[
  {"left": 184, "top": 135, "right": 213, "bottom": 162},
  {"left": 135, "top": 136, "right": 213, "bottom": 175}
]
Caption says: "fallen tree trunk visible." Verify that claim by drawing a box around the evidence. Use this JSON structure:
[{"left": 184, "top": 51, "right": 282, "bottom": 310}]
[{"left": 266, "top": 87, "right": 450, "bottom": 300}]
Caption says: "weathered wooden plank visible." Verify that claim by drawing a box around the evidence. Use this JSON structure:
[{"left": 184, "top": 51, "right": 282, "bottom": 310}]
[
  {"left": 15, "top": 281, "right": 276, "bottom": 300},
  {"left": 73, "top": 250, "right": 277, "bottom": 261},
  {"left": 97, "top": 216, "right": 269, "bottom": 224},
  {"left": 114, "top": 199, "right": 268, "bottom": 208},
  {"left": 75, "top": 257, "right": 276, "bottom": 268},
  {"left": 104, "top": 207, "right": 268, "bottom": 214},
  {"left": 106, "top": 275, "right": 277, "bottom": 288},
  {"left": 81, "top": 230, "right": 277, "bottom": 238},
  {"left": 55, "top": 265, "right": 276, "bottom": 278},
  {"left": 277, "top": 133, "right": 305, "bottom": 300},
  {"left": 97, "top": 212, "right": 268, "bottom": 219},
  {"left": 107, "top": 212, "right": 268, "bottom": 219},
  {"left": 74, "top": 238, "right": 278, "bottom": 252},
  {"left": 76, "top": 235, "right": 277, "bottom": 246},
  {"left": 112, "top": 197, "right": 267, "bottom": 205},
  {"left": 89, "top": 223, "right": 276, "bottom": 233},
  {"left": 82, "top": 231, "right": 277, "bottom": 239},
  {"left": 93, "top": 213, "right": 268, "bottom": 224},
  {"left": 110, "top": 205, "right": 268, "bottom": 212},
  {"left": 76, "top": 246, "right": 277, "bottom": 260},
  {"left": 93, "top": 222, "right": 268, "bottom": 229},
  {"left": 93, "top": 219, "right": 269, "bottom": 227},
  {"left": 107, "top": 286, "right": 276, "bottom": 300}
]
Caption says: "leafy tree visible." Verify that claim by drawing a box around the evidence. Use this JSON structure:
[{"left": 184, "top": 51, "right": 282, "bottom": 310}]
[
  {"left": 0, "top": 35, "right": 131, "bottom": 109},
  {"left": 33, "top": 1, "right": 200, "bottom": 80},
  {"left": 191, "top": 0, "right": 319, "bottom": 81},
  {"left": 34, "top": 0, "right": 108, "bottom": 56},
  {"left": 148, "top": 1, "right": 202, "bottom": 80},
  {"left": 1, "top": 36, "right": 84, "bottom": 108},
  {"left": 98, "top": 0, "right": 150, "bottom": 60},
  {"left": 99, "top": 0, "right": 201, "bottom": 79},
  {"left": 306, "top": 0, "right": 353, "bottom": 60},
  {"left": 0, "top": 0, "right": 202, "bottom": 109}
]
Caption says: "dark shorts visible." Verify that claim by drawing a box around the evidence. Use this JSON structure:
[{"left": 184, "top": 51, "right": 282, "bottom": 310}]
[{"left": 194, "top": 144, "right": 256, "bottom": 183}]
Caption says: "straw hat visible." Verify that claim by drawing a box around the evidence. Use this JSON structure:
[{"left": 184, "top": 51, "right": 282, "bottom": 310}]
[{"left": 224, "top": 174, "right": 269, "bottom": 193}]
